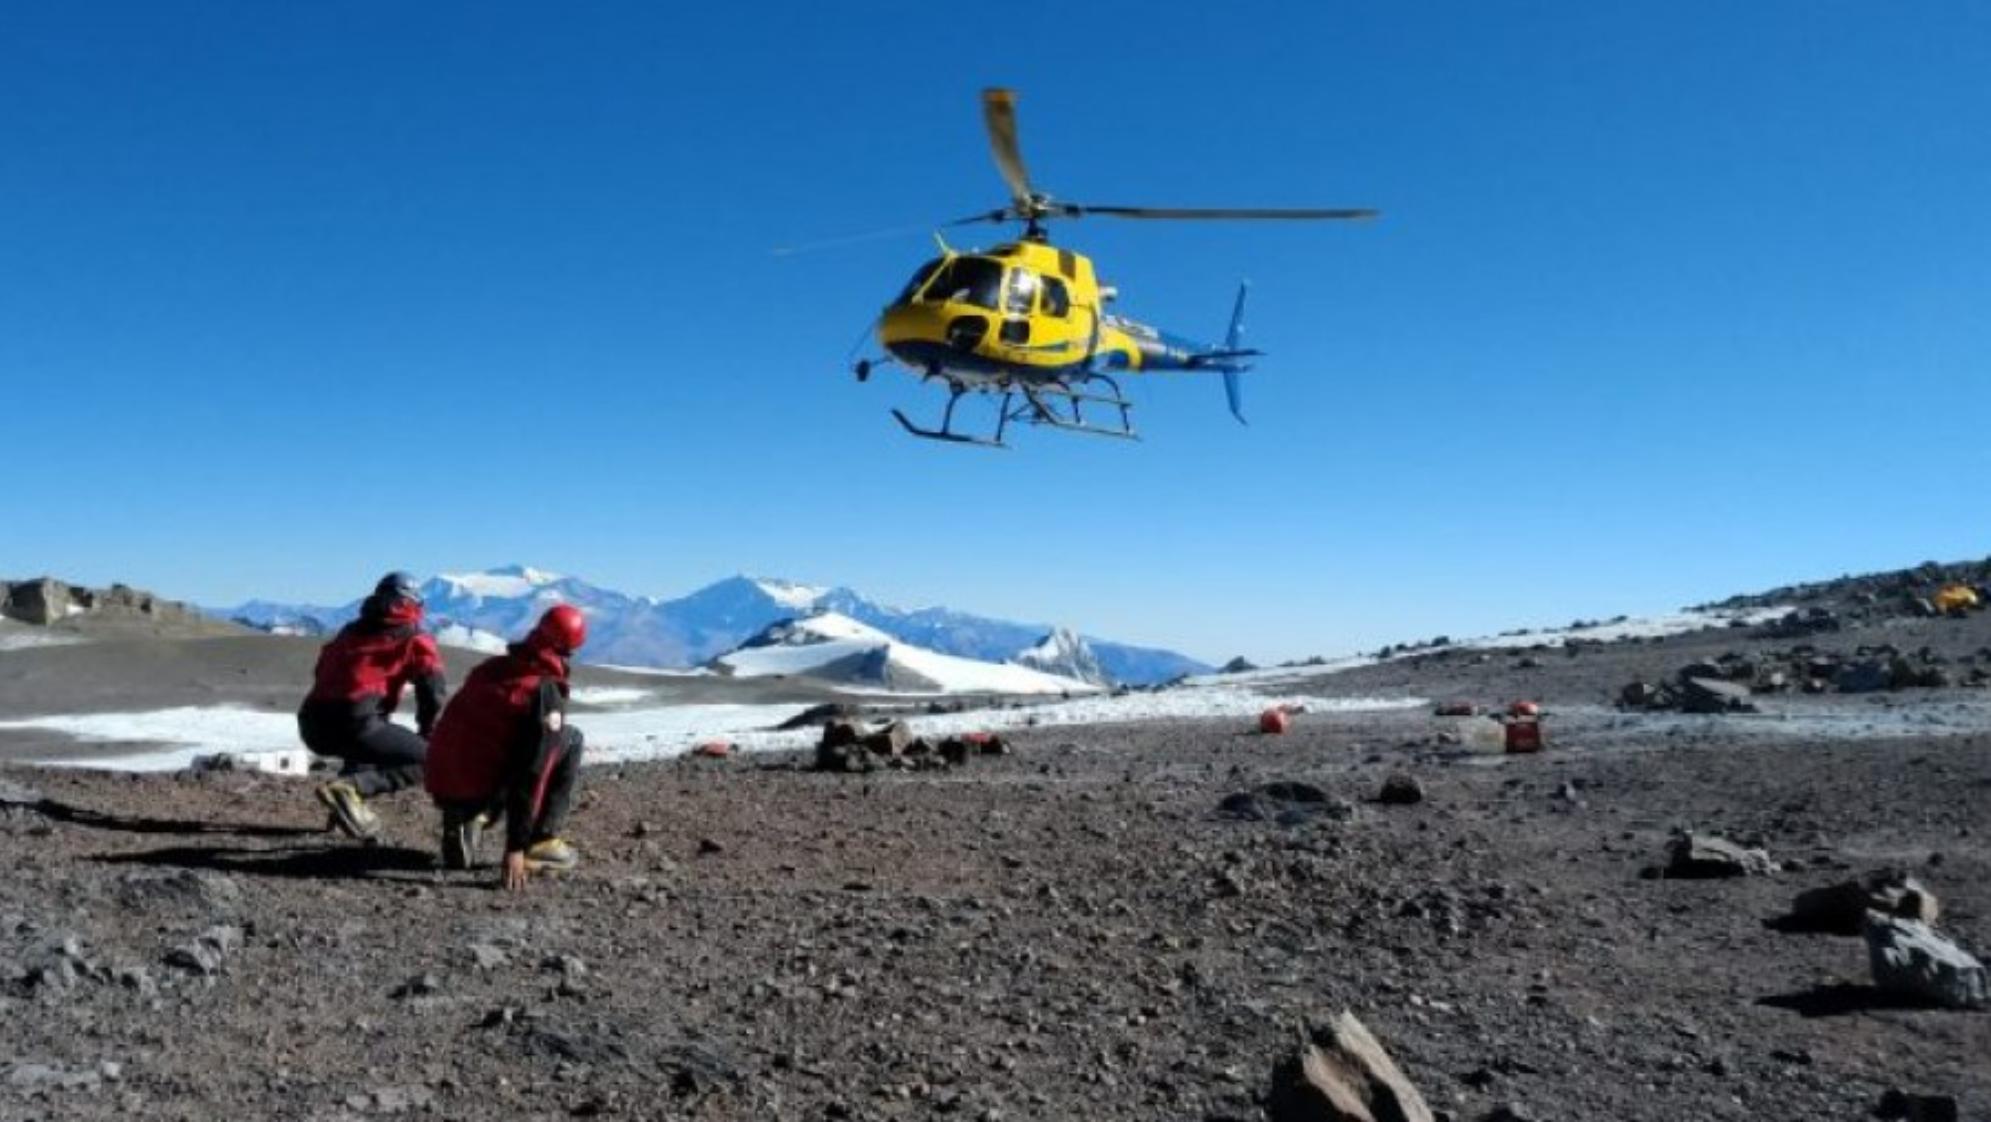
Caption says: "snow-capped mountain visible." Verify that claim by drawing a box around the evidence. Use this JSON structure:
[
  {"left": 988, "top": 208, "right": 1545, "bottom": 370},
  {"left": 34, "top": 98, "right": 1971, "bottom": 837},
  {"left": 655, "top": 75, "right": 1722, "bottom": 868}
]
[
  {"left": 1011, "top": 627, "right": 1108, "bottom": 687},
  {"left": 224, "top": 599, "right": 337, "bottom": 636},
  {"left": 217, "top": 565, "right": 1208, "bottom": 685},
  {"left": 714, "top": 612, "right": 1096, "bottom": 695}
]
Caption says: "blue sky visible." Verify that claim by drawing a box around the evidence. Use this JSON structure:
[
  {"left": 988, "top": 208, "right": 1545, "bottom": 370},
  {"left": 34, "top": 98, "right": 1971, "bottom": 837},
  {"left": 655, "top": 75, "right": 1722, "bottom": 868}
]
[{"left": 4, "top": 2, "right": 1987, "bottom": 663}]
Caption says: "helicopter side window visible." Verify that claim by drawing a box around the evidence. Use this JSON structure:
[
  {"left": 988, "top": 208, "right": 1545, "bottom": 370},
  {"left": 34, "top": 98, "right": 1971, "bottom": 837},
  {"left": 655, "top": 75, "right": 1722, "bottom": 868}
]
[
  {"left": 920, "top": 257, "right": 1003, "bottom": 309},
  {"left": 1004, "top": 268, "right": 1041, "bottom": 315},
  {"left": 894, "top": 259, "right": 943, "bottom": 305},
  {"left": 1040, "top": 276, "right": 1071, "bottom": 318}
]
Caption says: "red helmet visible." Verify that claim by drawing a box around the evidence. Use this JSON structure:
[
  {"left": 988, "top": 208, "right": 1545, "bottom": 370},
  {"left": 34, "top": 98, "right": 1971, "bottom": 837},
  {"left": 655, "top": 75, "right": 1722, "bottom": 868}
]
[
  {"left": 1509, "top": 700, "right": 1541, "bottom": 718},
  {"left": 528, "top": 604, "right": 587, "bottom": 655}
]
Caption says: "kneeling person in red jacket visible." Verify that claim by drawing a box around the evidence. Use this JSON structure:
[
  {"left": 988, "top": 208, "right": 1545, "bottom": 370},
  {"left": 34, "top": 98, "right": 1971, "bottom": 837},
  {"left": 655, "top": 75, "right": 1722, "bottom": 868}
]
[
  {"left": 425, "top": 604, "right": 588, "bottom": 890},
  {"left": 298, "top": 572, "right": 448, "bottom": 840}
]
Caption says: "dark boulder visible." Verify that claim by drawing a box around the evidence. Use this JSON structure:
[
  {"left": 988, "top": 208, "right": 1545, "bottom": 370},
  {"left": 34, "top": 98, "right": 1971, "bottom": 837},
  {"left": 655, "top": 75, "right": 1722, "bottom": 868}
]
[
  {"left": 1376, "top": 774, "right": 1425, "bottom": 806},
  {"left": 1680, "top": 677, "right": 1756, "bottom": 714}
]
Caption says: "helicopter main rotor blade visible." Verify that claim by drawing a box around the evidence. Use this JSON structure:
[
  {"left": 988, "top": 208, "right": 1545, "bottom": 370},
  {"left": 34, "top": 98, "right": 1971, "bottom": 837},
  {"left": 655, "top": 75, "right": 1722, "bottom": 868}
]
[
  {"left": 946, "top": 209, "right": 1014, "bottom": 227},
  {"left": 1067, "top": 205, "right": 1381, "bottom": 221},
  {"left": 981, "top": 88, "right": 1035, "bottom": 208}
]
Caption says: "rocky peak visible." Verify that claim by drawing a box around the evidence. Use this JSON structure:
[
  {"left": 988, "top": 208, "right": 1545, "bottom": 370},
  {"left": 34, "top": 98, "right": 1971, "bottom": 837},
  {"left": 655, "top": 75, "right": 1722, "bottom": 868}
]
[
  {"left": 1013, "top": 626, "right": 1110, "bottom": 686},
  {"left": 2, "top": 576, "right": 225, "bottom": 634}
]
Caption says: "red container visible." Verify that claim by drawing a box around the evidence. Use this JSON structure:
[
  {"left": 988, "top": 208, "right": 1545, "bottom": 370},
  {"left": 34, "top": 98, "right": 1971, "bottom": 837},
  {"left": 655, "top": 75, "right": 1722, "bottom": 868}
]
[
  {"left": 1504, "top": 718, "right": 1543, "bottom": 754},
  {"left": 1258, "top": 707, "right": 1291, "bottom": 735}
]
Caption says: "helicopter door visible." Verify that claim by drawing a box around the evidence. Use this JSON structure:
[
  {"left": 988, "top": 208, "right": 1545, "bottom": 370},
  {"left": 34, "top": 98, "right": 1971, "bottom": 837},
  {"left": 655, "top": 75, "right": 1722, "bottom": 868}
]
[
  {"left": 1040, "top": 276, "right": 1070, "bottom": 318},
  {"left": 1000, "top": 268, "right": 1039, "bottom": 345}
]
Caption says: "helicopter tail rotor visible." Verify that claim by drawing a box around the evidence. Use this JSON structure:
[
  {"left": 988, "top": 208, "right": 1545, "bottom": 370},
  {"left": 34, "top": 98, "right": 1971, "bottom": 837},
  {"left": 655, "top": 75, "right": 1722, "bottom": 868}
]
[{"left": 1223, "top": 283, "right": 1250, "bottom": 425}]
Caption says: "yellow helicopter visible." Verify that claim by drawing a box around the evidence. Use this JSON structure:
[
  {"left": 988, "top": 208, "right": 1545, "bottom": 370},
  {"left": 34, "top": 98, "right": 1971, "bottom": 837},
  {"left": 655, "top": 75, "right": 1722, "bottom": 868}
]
[{"left": 851, "top": 89, "right": 1378, "bottom": 447}]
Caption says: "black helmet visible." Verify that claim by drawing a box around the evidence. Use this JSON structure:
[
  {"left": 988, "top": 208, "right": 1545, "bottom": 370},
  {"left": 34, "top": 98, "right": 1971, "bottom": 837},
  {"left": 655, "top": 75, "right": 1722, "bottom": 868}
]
[{"left": 373, "top": 571, "right": 423, "bottom": 607}]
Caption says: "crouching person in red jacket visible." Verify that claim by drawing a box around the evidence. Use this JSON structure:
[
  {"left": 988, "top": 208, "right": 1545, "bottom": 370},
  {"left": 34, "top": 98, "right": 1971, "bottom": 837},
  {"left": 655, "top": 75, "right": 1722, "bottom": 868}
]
[
  {"left": 298, "top": 572, "right": 448, "bottom": 841},
  {"left": 425, "top": 604, "right": 587, "bottom": 890}
]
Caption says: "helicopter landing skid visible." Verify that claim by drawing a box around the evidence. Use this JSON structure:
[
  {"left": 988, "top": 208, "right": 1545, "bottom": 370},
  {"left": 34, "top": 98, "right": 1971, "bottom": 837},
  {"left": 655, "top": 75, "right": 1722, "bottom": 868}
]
[
  {"left": 890, "top": 375, "right": 1138, "bottom": 447},
  {"left": 891, "top": 408, "right": 1010, "bottom": 448},
  {"left": 1018, "top": 376, "right": 1138, "bottom": 441},
  {"left": 891, "top": 383, "right": 1014, "bottom": 448}
]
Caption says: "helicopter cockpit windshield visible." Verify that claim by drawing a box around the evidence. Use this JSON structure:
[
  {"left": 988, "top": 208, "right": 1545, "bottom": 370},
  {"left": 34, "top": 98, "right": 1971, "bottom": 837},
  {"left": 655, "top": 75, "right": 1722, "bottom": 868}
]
[
  {"left": 893, "top": 259, "right": 943, "bottom": 305},
  {"left": 902, "top": 256, "right": 1004, "bottom": 309}
]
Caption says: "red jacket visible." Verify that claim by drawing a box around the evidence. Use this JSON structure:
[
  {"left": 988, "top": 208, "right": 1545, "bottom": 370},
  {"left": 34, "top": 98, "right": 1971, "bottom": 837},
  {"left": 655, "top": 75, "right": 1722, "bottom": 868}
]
[
  {"left": 302, "top": 600, "right": 447, "bottom": 730},
  {"left": 425, "top": 642, "right": 569, "bottom": 803}
]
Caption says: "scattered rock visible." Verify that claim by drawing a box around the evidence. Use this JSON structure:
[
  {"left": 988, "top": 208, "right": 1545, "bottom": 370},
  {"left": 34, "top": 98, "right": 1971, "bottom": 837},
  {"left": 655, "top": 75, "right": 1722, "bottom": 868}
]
[
  {"left": 164, "top": 925, "right": 243, "bottom": 976},
  {"left": 348, "top": 1085, "right": 436, "bottom": 1115},
  {"left": 115, "top": 869, "right": 241, "bottom": 915},
  {"left": 814, "top": 721, "right": 876, "bottom": 774},
  {"left": 1874, "top": 1088, "right": 1960, "bottom": 1121},
  {"left": 815, "top": 719, "right": 919, "bottom": 771},
  {"left": 660, "top": 1037, "right": 745, "bottom": 1097},
  {"left": 1663, "top": 832, "right": 1776, "bottom": 879},
  {"left": 0, "top": 778, "right": 46, "bottom": 808},
  {"left": 867, "top": 721, "right": 912, "bottom": 756},
  {"left": 1219, "top": 783, "right": 1354, "bottom": 826},
  {"left": 1266, "top": 1010, "right": 1435, "bottom": 1122},
  {"left": 1778, "top": 870, "right": 1940, "bottom": 934},
  {"left": 6, "top": 1061, "right": 104, "bottom": 1093},
  {"left": 519, "top": 1022, "right": 630, "bottom": 1065},
  {"left": 1618, "top": 681, "right": 1663, "bottom": 709},
  {"left": 1836, "top": 659, "right": 1892, "bottom": 694},
  {"left": 391, "top": 972, "right": 441, "bottom": 999},
  {"left": 1679, "top": 677, "right": 1756, "bottom": 714},
  {"left": 1864, "top": 915, "right": 1988, "bottom": 1010},
  {"left": 116, "top": 965, "right": 156, "bottom": 995},
  {"left": 1376, "top": 774, "right": 1424, "bottom": 806}
]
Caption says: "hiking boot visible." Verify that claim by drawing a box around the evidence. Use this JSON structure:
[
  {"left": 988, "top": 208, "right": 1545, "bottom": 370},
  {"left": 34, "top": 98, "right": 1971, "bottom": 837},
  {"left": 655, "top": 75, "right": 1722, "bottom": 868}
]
[
  {"left": 316, "top": 780, "right": 379, "bottom": 841},
  {"left": 440, "top": 806, "right": 483, "bottom": 870},
  {"left": 523, "top": 837, "right": 579, "bottom": 872}
]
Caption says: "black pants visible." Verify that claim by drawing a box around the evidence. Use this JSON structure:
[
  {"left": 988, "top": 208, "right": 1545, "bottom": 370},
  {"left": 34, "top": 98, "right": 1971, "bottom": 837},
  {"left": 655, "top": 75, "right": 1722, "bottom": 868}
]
[
  {"left": 529, "top": 727, "right": 583, "bottom": 841},
  {"left": 438, "top": 726, "right": 583, "bottom": 848},
  {"left": 298, "top": 706, "right": 426, "bottom": 798}
]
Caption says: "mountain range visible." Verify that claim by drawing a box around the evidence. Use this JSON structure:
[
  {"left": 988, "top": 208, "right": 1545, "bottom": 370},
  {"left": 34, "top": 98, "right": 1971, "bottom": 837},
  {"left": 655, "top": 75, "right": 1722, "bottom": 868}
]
[
  {"left": 218, "top": 565, "right": 1207, "bottom": 686},
  {"left": 713, "top": 612, "right": 1096, "bottom": 694}
]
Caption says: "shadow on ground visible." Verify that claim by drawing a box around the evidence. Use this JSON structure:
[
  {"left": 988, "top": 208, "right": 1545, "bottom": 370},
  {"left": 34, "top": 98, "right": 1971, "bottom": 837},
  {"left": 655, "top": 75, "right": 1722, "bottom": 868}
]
[
  {"left": 1756, "top": 983, "right": 1927, "bottom": 1018},
  {"left": 34, "top": 797, "right": 322, "bottom": 839},
  {"left": 91, "top": 842, "right": 448, "bottom": 883}
]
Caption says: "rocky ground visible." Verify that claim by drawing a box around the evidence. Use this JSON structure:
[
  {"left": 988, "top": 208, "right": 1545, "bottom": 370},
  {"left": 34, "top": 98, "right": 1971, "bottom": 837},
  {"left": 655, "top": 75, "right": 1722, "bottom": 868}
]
[{"left": 2, "top": 572, "right": 1989, "bottom": 1121}]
